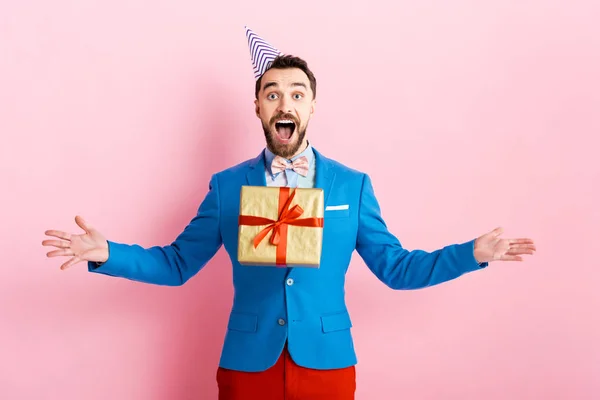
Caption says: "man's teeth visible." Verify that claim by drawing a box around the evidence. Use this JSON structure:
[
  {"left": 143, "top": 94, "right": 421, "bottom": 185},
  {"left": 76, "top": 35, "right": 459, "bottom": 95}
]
[{"left": 277, "top": 120, "right": 294, "bottom": 124}]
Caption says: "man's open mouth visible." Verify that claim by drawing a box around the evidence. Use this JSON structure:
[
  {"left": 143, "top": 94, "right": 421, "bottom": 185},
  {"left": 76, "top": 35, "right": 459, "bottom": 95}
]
[{"left": 274, "top": 119, "right": 296, "bottom": 142}]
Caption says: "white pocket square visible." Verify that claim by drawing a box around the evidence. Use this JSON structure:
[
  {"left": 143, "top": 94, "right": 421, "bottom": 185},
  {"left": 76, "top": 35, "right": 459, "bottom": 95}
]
[{"left": 325, "top": 204, "right": 349, "bottom": 211}]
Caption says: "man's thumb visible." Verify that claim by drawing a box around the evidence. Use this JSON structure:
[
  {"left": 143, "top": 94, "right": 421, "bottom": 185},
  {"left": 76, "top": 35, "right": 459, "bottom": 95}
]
[
  {"left": 490, "top": 226, "right": 504, "bottom": 237},
  {"left": 75, "top": 215, "right": 92, "bottom": 233}
]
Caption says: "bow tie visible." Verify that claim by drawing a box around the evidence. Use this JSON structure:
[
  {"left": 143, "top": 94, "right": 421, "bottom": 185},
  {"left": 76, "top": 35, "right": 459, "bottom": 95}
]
[{"left": 271, "top": 155, "right": 309, "bottom": 177}]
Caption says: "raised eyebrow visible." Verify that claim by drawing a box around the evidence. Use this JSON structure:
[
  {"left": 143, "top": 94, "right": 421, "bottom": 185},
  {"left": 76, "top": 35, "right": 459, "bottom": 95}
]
[
  {"left": 292, "top": 82, "right": 307, "bottom": 90},
  {"left": 262, "top": 82, "right": 279, "bottom": 91},
  {"left": 262, "top": 81, "right": 307, "bottom": 93}
]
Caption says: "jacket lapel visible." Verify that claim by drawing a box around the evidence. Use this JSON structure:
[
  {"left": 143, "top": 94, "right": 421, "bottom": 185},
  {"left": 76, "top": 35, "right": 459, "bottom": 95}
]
[
  {"left": 246, "top": 150, "right": 268, "bottom": 186},
  {"left": 313, "top": 148, "right": 336, "bottom": 206}
]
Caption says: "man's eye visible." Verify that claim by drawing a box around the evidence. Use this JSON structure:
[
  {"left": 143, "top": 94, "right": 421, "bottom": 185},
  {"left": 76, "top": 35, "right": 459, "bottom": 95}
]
[
  {"left": 293, "top": 94, "right": 303, "bottom": 100},
  {"left": 267, "top": 93, "right": 278, "bottom": 100}
]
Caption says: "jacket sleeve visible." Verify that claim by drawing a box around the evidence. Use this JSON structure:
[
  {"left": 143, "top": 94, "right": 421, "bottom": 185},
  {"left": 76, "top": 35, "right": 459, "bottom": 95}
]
[
  {"left": 87, "top": 174, "right": 223, "bottom": 286},
  {"left": 355, "top": 174, "right": 487, "bottom": 290}
]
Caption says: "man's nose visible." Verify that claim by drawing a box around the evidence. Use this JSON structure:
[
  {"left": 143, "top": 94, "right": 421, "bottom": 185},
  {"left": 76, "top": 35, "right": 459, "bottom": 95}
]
[{"left": 276, "top": 97, "right": 293, "bottom": 114}]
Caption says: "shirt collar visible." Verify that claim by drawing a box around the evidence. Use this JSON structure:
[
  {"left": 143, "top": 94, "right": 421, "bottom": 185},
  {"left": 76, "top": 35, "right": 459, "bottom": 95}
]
[{"left": 264, "top": 141, "right": 314, "bottom": 177}]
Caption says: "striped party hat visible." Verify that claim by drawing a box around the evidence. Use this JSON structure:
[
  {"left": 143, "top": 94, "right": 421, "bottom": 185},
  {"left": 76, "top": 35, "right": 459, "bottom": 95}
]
[{"left": 245, "top": 26, "right": 282, "bottom": 80}]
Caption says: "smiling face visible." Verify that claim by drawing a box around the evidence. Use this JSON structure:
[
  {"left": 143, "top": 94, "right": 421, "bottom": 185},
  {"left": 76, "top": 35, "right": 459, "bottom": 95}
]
[{"left": 255, "top": 67, "right": 316, "bottom": 159}]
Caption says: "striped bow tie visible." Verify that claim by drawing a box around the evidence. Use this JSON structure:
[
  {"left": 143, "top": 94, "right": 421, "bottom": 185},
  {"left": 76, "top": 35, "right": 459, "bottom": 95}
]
[{"left": 271, "top": 156, "right": 309, "bottom": 177}]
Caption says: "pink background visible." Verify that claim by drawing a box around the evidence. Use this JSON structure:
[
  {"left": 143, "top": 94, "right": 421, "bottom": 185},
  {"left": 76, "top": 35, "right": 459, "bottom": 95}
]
[{"left": 2, "top": 0, "right": 599, "bottom": 398}]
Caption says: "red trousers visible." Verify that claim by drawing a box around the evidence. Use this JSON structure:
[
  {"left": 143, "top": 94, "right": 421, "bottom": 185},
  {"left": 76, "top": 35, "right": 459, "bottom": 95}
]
[{"left": 216, "top": 344, "right": 356, "bottom": 400}]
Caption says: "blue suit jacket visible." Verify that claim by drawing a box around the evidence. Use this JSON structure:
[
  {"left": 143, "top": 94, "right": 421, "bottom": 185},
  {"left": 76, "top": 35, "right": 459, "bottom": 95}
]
[{"left": 89, "top": 148, "right": 487, "bottom": 372}]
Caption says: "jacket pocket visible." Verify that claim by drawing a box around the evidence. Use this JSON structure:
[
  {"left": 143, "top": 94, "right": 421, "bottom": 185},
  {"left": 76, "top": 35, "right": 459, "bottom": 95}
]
[
  {"left": 325, "top": 208, "right": 350, "bottom": 219},
  {"left": 321, "top": 310, "right": 352, "bottom": 333},
  {"left": 227, "top": 311, "right": 258, "bottom": 333}
]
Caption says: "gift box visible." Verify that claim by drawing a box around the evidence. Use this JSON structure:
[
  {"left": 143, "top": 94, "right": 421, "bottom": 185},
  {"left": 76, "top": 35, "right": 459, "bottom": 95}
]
[{"left": 237, "top": 186, "right": 324, "bottom": 267}]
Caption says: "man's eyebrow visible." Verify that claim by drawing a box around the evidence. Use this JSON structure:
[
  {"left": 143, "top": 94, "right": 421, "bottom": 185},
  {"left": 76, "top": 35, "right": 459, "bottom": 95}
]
[
  {"left": 262, "top": 81, "right": 278, "bottom": 91},
  {"left": 262, "top": 82, "right": 308, "bottom": 91}
]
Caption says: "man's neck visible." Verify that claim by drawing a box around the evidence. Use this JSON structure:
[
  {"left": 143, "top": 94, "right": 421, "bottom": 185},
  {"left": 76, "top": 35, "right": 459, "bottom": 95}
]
[{"left": 290, "top": 140, "right": 309, "bottom": 159}]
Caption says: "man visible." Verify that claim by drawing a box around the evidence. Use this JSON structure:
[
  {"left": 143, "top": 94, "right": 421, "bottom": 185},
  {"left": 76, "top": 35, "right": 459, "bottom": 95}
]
[{"left": 42, "top": 27, "right": 536, "bottom": 399}]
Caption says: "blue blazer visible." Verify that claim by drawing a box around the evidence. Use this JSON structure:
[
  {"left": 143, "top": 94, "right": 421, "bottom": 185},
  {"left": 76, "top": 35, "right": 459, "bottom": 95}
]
[{"left": 89, "top": 148, "right": 487, "bottom": 372}]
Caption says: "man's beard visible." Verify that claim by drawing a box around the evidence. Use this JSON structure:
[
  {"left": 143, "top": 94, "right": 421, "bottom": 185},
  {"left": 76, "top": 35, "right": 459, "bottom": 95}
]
[{"left": 262, "top": 118, "right": 307, "bottom": 159}]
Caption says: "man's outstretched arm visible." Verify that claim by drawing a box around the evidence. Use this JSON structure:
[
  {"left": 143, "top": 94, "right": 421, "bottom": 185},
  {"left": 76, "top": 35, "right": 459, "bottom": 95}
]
[
  {"left": 355, "top": 174, "right": 535, "bottom": 290},
  {"left": 43, "top": 174, "right": 223, "bottom": 286}
]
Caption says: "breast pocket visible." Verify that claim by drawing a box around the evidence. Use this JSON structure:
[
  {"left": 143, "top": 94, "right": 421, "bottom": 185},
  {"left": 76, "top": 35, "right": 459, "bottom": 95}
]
[{"left": 325, "top": 204, "right": 350, "bottom": 219}]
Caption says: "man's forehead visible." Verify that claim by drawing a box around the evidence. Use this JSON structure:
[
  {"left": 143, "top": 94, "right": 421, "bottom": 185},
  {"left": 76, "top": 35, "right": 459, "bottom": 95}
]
[{"left": 261, "top": 68, "right": 309, "bottom": 88}]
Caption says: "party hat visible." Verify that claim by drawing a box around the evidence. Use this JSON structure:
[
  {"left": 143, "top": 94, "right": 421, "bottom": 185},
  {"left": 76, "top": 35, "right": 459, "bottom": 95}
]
[{"left": 245, "top": 26, "right": 282, "bottom": 80}]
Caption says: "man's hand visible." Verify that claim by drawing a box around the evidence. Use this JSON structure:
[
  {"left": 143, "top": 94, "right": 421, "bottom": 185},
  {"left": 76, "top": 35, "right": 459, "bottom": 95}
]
[
  {"left": 43, "top": 216, "right": 109, "bottom": 270},
  {"left": 474, "top": 227, "right": 536, "bottom": 263}
]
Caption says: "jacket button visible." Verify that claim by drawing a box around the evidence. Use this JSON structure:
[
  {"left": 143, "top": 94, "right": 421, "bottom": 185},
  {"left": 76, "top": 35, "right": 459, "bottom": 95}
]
[
  {"left": 286, "top": 278, "right": 294, "bottom": 286},
  {"left": 278, "top": 318, "right": 286, "bottom": 326}
]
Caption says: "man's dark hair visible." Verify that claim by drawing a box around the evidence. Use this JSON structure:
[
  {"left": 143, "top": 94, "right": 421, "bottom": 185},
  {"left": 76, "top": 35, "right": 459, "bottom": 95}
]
[{"left": 255, "top": 55, "right": 317, "bottom": 99}]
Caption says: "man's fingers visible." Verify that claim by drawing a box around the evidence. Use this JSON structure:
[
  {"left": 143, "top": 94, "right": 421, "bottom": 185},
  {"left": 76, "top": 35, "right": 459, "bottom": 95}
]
[
  {"left": 500, "top": 254, "right": 523, "bottom": 261},
  {"left": 44, "top": 230, "right": 71, "bottom": 241},
  {"left": 506, "top": 249, "right": 534, "bottom": 256},
  {"left": 509, "top": 238, "right": 535, "bottom": 245},
  {"left": 75, "top": 215, "right": 92, "bottom": 234},
  {"left": 61, "top": 256, "right": 82, "bottom": 270},
  {"left": 42, "top": 239, "right": 70, "bottom": 249},
  {"left": 47, "top": 249, "right": 75, "bottom": 258},
  {"left": 509, "top": 243, "right": 536, "bottom": 251}
]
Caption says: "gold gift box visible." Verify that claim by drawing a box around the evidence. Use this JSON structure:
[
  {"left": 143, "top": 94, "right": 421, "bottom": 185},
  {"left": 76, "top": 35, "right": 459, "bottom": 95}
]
[{"left": 237, "top": 186, "right": 324, "bottom": 267}]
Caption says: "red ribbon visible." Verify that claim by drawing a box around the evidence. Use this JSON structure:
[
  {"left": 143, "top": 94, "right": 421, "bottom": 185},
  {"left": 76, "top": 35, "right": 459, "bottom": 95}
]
[{"left": 238, "top": 188, "right": 324, "bottom": 266}]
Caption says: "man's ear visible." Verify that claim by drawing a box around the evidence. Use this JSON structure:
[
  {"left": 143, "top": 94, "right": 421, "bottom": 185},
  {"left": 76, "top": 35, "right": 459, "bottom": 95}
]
[
  {"left": 254, "top": 99, "right": 260, "bottom": 117},
  {"left": 310, "top": 99, "right": 316, "bottom": 117}
]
